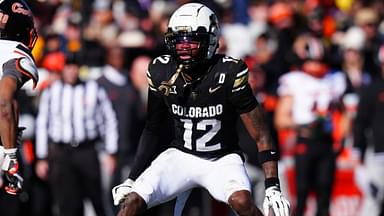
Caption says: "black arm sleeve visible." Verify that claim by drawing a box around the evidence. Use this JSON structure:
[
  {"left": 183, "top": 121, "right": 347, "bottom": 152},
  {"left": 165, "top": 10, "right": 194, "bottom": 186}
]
[{"left": 128, "top": 89, "right": 173, "bottom": 180}]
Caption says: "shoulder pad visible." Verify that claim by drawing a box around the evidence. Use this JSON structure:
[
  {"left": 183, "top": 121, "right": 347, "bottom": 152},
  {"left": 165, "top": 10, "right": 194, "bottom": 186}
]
[
  {"left": 220, "top": 56, "right": 244, "bottom": 69},
  {"left": 150, "top": 55, "right": 172, "bottom": 66},
  {"left": 147, "top": 55, "right": 173, "bottom": 91},
  {"left": 216, "top": 56, "right": 249, "bottom": 92},
  {"left": 215, "top": 55, "right": 246, "bottom": 74},
  {"left": 221, "top": 56, "right": 242, "bottom": 64},
  {"left": 17, "top": 58, "right": 39, "bottom": 89},
  {"left": 231, "top": 67, "right": 249, "bottom": 93}
]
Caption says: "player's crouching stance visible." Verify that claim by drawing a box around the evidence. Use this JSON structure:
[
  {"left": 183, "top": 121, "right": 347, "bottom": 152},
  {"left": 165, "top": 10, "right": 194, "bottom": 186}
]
[
  {"left": 113, "top": 3, "right": 290, "bottom": 216},
  {"left": 0, "top": 0, "right": 38, "bottom": 195}
]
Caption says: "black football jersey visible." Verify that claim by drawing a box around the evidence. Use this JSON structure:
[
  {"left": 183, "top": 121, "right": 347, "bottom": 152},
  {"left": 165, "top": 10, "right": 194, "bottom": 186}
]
[{"left": 147, "top": 54, "right": 259, "bottom": 158}]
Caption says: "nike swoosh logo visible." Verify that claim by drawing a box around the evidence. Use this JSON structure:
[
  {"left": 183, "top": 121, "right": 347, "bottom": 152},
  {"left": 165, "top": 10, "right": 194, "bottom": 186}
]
[{"left": 209, "top": 86, "right": 222, "bottom": 94}]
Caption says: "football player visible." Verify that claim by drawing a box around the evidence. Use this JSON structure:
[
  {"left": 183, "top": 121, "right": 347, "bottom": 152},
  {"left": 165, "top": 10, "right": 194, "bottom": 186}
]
[
  {"left": 274, "top": 34, "right": 341, "bottom": 216},
  {"left": 0, "top": 0, "right": 38, "bottom": 195},
  {"left": 113, "top": 3, "right": 290, "bottom": 216}
]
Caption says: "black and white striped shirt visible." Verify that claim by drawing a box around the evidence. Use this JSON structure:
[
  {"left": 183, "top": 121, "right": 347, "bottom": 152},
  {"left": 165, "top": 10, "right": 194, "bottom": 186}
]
[{"left": 36, "top": 79, "right": 118, "bottom": 159}]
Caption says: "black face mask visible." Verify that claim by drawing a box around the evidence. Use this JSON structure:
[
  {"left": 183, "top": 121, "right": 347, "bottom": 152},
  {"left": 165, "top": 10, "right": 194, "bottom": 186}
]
[
  {"left": 175, "top": 39, "right": 200, "bottom": 62},
  {"left": 165, "top": 31, "right": 210, "bottom": 68}
]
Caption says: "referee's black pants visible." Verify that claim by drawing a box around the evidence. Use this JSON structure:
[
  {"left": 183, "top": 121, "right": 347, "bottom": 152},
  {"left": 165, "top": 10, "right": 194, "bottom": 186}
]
[
  {"left": 294, "top": 136, "right": 336, "bottom": 216},
  {"left": 49, "top": 142, "right": 106, "bottom": 216}
]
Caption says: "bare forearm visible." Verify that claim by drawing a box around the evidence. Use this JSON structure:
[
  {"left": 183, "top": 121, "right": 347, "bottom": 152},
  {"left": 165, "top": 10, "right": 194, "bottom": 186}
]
[
  {"left": 274, "top": 95, "right": 295, "bottom": 130},
  {"left": 240, "top": 107, "right": 273, "bottom": 150},
  {"left": 0, "top": 98, "right": 17, "bottom": 149},
  {"left": 0, "top": 77, "right": 18, "bottom": 150},
  {"left": 240, "top": 107, "right": 278, "bottom": 178},
  {"left": 261, "top": 161, "right": 278, "bottom": 179}
]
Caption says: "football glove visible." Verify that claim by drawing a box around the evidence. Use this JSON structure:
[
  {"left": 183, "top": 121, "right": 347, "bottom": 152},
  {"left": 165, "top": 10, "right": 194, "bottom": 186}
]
[
  {"left": 263, "top": 186, "right": 290, "bottom": 216},
  {"left": 112, "top": 178, "right": 134, "bottom": 206},
  {"left": 1, "top": 148, "right": 23, "bottom": 195}
]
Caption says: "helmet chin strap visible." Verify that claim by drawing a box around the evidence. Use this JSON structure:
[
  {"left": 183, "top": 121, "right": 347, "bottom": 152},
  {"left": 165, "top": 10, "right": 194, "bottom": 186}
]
[{"left": 159, "top": 64, "right": 185, "bottom": 96}]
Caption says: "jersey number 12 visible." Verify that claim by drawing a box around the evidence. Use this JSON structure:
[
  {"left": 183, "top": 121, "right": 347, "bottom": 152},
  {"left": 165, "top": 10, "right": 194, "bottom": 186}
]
[{"left": 181, "top": 119, "right": 221, "bottom": 152}]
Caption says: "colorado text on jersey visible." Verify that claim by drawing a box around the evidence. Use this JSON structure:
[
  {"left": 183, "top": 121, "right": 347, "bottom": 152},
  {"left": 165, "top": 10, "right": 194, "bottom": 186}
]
[{"left": 171, "top": 104, "right": 223, "bottom": 118}]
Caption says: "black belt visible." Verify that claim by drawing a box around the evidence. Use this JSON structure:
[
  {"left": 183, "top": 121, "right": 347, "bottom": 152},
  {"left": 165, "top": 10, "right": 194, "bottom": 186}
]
[{"left": 54, "top": 138, "right": 99, "bottom": 148}]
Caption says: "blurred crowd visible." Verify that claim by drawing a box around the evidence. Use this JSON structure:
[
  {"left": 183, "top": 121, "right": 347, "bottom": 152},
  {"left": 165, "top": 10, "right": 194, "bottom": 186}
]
[{"left": 2, "top": 0, "right": 384, "bottom": 215}]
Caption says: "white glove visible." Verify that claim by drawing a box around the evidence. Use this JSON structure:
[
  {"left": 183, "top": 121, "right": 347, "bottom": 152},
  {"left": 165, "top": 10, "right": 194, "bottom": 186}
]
[
  {"left": 263, "top": 186, "right": 290, "bottom": 216},
  {"left": 1, "top": 148, "right": 23, "bottom": 195},
  {"left": 112, "top": 178, "right": 134, "bottom": 206}
]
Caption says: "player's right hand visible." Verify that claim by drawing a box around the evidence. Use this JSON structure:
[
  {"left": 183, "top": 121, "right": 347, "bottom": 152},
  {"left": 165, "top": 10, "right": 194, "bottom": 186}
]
[
  {"left": 1, "top": 148, "right": 23, "bottom": 195},
  {"left": 112, "top": 178, "right": 135, "bottom": 206}
]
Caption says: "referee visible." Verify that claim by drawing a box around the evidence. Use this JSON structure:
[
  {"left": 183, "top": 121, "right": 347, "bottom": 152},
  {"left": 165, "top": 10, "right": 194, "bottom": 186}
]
[{"left": 35, "top": 53, "right": 118, "bottom": 216}]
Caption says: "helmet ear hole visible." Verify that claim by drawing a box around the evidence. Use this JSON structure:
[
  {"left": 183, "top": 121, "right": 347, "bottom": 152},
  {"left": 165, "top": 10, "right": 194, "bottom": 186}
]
[{"left": 165, "top": 3, "right": 220, "bottom": 67}]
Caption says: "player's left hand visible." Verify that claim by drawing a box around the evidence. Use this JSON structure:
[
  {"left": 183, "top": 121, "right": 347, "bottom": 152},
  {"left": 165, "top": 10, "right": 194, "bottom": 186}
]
[
  {"left": 1, "top": 148, "right": 23, "bottom": 195},
  {"left": 263, "top": 186, "right": 290, "bottom": 216}
]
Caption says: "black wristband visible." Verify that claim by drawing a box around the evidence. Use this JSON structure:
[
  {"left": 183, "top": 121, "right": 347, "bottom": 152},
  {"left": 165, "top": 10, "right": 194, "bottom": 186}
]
[
  {"left": 265, "top": 177, "right": 280, "bottom": 189},
  {"left": 258, "top": 150, "right": 279, "bottom": 164}
]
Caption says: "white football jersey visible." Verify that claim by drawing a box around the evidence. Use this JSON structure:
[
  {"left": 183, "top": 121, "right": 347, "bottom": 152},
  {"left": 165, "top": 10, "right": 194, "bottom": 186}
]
[
  {"left": 277, "top": 71, "right": 345, "bottom": 125},
  {"left": 0, "top": 40, "right": 38, "bottom": 88}
]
